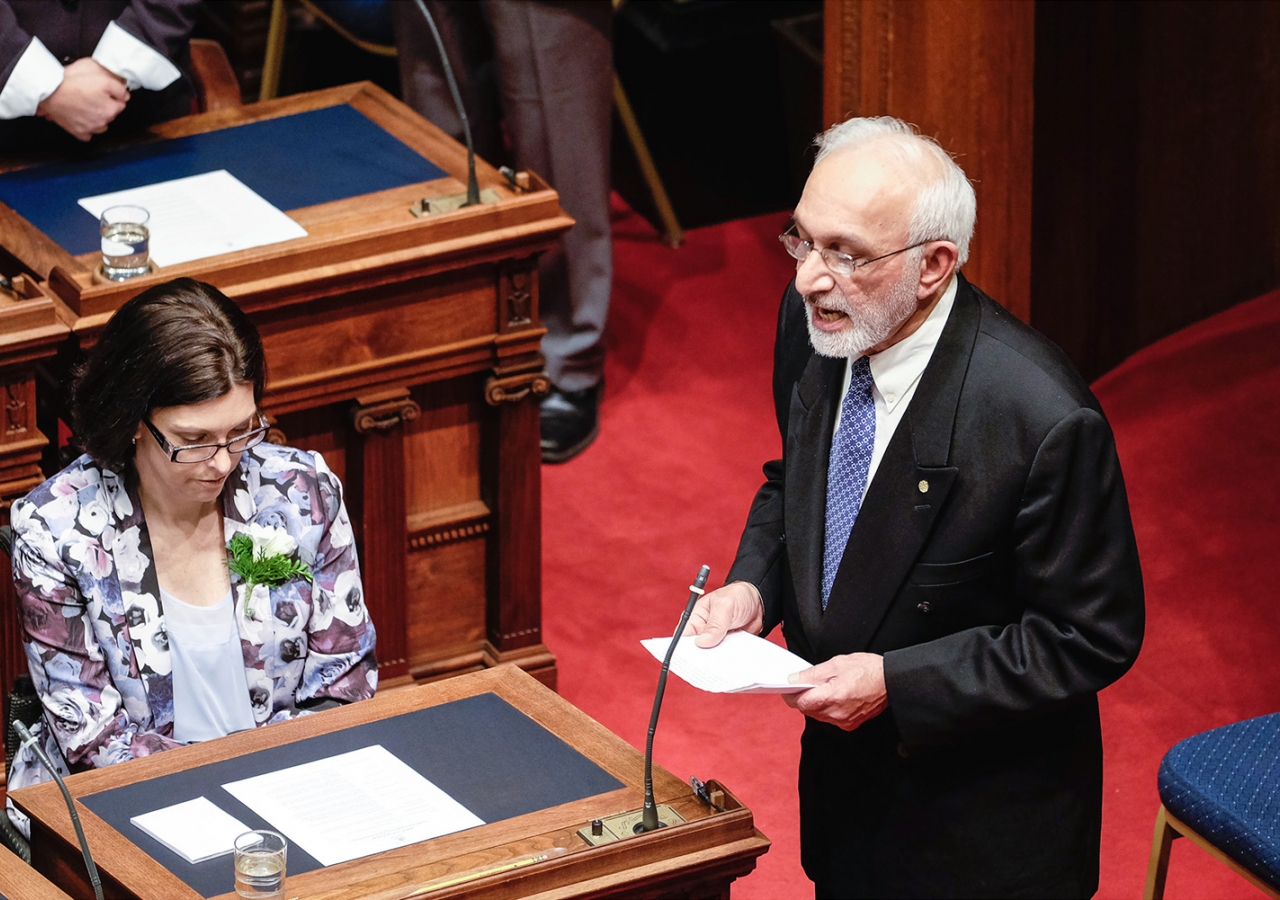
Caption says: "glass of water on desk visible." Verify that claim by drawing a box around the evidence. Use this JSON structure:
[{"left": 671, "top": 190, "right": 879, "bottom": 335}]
[
  {"left": 99, "top": 205, "right": 150, "bottom": 280},
  {"left": 234, "top": 829, "right": 287, "bottom": 899}
]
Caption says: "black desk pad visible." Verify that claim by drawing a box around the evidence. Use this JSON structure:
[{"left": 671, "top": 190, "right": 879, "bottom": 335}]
[
  {"left": 78, "top": 693, "right": 624, "bottom": 898},
  {"left": 0, "top": 104, "right": 446, "bottom": 256}
]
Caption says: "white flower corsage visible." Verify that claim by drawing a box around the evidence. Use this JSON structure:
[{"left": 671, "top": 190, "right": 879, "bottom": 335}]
[{"left": 227, "top": 523, "right": 313, "bottom": 618}]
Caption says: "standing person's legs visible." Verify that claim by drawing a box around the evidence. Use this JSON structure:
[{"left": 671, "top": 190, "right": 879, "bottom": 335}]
[
  {"left": 390, "top": 0, "right": 505, "bottom": 165},
  {"left": 482, "top": 0, "right": 614, "bottom": 461}
]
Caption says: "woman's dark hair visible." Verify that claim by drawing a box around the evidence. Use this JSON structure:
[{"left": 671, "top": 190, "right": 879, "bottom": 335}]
[{"left": 71, "top": 278, "right": 266, "bottom": 473}]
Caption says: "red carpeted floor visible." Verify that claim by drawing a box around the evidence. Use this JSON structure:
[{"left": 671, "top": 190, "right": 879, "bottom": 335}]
[{"left": 542, "top": 197, "right": 1280, "bottom": 899}]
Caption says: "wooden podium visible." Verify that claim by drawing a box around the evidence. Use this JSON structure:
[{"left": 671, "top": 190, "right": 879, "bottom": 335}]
[
  {"left": 0, "top": 844, "right": 72, "bottom": 900},
  {"left": 10, "top": 666, "right": 769, "bottom": 899},
  {"left": 0, "top": 83, "right": 572, "bottom": 738}
]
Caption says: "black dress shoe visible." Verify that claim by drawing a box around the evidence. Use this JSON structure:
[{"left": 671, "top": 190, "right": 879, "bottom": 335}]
[{"left": 540, "top": 384, "right": 600, "bottom": 463}]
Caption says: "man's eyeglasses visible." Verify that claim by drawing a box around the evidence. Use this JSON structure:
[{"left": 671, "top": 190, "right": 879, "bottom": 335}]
[
  {"left": 143, "top": 414, "right": 270, "bottom": 464},
  {"left": 779, "top": 226, "right": 929, "bottom": 278}
]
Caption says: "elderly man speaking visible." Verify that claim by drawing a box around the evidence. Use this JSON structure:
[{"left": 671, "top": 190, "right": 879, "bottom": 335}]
[{"left": 687, "top": 116, "right": 1145, "bottom": 898}]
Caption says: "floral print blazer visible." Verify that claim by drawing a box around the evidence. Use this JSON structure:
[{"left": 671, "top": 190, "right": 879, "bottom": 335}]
[{"left": 7, "top": 443, "right": 377, "bottom": 792}]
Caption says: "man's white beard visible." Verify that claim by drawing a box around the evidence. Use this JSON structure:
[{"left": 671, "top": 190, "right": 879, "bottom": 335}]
[{"left": 803, "top": 268, "right": 920, "bottom": 359}]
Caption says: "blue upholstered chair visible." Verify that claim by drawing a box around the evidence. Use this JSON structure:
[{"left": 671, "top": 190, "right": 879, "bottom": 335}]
[{"left": 1144, "top": 712, "right": 1280, "bottom": 899}]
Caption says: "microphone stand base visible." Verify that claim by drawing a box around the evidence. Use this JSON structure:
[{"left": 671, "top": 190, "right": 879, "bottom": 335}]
[
  {"left": 411, "top": 188, "right": 502, "bottom": 217},
  {"left": 577, "top": 805, "right": 686, "bottom": 846}
]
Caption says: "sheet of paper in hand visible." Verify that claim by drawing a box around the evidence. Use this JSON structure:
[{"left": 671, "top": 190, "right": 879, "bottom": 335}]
[{"left": 641, "top": 631, "right": 817, "bottom": 694}]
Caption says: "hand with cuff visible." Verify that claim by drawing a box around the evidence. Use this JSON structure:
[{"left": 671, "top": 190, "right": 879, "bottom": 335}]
[
  {"left": 687, "top": 580, "right": 888, "bottom": 732},
  {"left": 37, "top": 57, "right": 130, "bottom": 141}
]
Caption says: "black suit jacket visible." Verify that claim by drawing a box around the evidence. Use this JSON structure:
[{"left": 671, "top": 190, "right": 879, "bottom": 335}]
[
  {"left": 0, "top": 0, "right": 198, "bottom": 153},
  {"left": 727, "top": 275, "right": 1145, "bottom": 898}
]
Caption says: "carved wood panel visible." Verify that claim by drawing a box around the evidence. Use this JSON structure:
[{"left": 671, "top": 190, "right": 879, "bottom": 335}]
[{"left": 823, "top": 0, "right": 1034, "bottom": 320}]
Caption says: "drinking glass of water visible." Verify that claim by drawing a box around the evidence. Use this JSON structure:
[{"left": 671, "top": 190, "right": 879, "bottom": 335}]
[
  {"left": 99, "top": 205, "right": 150, "bottom": 280},
  {"left": 233, "top": 829, "right": 286, "bottom": 899}
]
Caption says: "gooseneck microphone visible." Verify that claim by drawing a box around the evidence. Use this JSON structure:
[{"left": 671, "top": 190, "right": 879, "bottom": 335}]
[
  {"left": 638, "top": 565, "right": 711, "bottom": 833},
  {"left": 412, "top": 0, "right": 481, "bottom": 208},
  {"left": 13, "top": 721, "right": 104, "bottom": 900}
]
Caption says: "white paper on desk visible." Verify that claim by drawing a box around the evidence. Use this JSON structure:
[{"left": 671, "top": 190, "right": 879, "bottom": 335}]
[
  {"left": 77, "top": 169, "right": 308, "bottom": 267},
  {"left": 641, "top": 630, "right": 816, "bottom": 694},
  {"left": 129, "top": 796, "right": 250, "bottom": 864},
  {"left": 221, "top": 744, "right": 484, "bottom": 867}
]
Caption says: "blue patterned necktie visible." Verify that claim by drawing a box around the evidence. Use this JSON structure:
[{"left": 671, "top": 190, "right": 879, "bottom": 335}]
[{"left": 822, "top": 355, "right": 876, "bottom": 609}]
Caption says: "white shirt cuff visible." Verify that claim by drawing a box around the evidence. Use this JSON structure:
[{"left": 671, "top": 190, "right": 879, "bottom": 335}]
[
  {"left": 92, "top": 20, "right": 181, "bottom": 92},
  {"left": 0, "top": 36, "right": 65, "bottom": 119}
]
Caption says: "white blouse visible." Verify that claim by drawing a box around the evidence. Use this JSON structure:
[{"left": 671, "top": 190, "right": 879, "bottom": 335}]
[{"left": 160, "top": 588, "right": 256, "bottom": 743}]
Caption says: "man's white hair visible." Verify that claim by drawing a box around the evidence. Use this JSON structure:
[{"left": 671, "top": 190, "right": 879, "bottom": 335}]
[{"left": 813, "top": 116, "right": 976, "bottom": 266}]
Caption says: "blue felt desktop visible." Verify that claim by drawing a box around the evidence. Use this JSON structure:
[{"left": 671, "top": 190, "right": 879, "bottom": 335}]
[
  {"left": 79, "top": 693, "right": 624, "bottom": 898},
  {"left": 0, "top": 105, "right": 446, "bottom": 257}
]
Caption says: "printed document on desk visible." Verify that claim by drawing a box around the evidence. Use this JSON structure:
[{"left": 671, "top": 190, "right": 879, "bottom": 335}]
[
  {"left": 78, "top": 170, "right": 308, "bottom": 267},
  {"left": 641, "top": 631, "right": 816, "bottom": 693},
  {"left": 221, "top": 744, "right": 485, "bottom": 866}
]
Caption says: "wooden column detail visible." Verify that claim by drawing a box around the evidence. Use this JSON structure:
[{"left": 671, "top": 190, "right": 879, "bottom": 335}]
[
  {"left": 482, "top": 362, "right": 554, "bottom": 686},
  {"left": 349, "top": 389, "right": 421, "bottom": 682},
  {"left": 498, "top": 261, "right": 539, "bottom": 334},
  {"left": 0, "top": 374, "right": 49, "bottom": 499},
  {"left": 823, "top": 0, "right": 1035, "bottom": 320}
]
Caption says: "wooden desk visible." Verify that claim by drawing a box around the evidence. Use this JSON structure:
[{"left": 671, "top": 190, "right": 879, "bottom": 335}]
[
  {"left": 0, "top": 844, "right": 72, "bottom": 900},
  {"left": 11, "top": 666, "right": 769, "bottom": 899},
  {"left": 0, "top": 83, "right": 572, "bottom": 738}
]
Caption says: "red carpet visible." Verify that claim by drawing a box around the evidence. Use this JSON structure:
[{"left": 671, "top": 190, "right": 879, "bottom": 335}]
[
  {"left": 542, "top": 197, "right": 1280, "bottom": 898},
  {"left": 1092, "top": 288, "right": 1280, "bottom": 899}
]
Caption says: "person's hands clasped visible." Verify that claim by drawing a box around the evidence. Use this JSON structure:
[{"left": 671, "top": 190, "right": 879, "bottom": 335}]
[
  {"left": 684, "top": 581, "right": 764, "bottom": 648},
  {"left": 785, "top": 652, "right": 888, "bottom": 731},
  {"left": 37, "top": 58, "right": 130, "bottom": 141}
]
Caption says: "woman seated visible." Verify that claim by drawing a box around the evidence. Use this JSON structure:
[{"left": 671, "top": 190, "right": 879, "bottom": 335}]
[{"left": 7, "top": 277, "right": 377, "bottom": 800}]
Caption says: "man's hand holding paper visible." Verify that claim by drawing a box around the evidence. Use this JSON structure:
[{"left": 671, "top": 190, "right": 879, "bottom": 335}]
[
  {"left": 683, "top": 581, "right": 764, "bottom": 647},
  {"left": 678, "top": 580, "right": 887, "bottom": 730},
  {"left": 784, "top": 653, "right": 888, "bottom": 732},
  {"left": 641, "top": 631, "right": 814, "bottom": 694}
]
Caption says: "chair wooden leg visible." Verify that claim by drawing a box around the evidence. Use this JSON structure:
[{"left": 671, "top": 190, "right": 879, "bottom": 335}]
[
  {"left": 259, "top": 0, "right": 289, "bottom": 102},
  {"left": 1144, "top": 804, "right": 1179, "bottom": 900},
  {"left": 613, "top": 74, "right": 684, "bottom": 248}
]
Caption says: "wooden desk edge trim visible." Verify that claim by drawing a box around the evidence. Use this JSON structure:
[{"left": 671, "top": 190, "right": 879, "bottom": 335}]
[
  {"left": 12, "top": 668, "right": 686, "bottom": 847},
  {"left": 15, "top": 666, "right": 767, "bottom": 900}
]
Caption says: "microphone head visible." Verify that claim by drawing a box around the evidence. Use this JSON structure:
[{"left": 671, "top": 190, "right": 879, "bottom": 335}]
[{"left": 694, "top": 565, "right": 710, "bottom": 589}]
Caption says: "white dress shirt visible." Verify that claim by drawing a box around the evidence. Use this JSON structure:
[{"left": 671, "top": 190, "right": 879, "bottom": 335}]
[
  {"left": 833, "top": 275, "right": 958, "bottom": 503},
  {"left": 0, "top": 22, "right": 180, "bottom": 120}
]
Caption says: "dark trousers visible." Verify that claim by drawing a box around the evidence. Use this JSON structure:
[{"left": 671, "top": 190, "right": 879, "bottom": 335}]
[{"left": 392, "top": 0, "right": 614, "bottom": 391}]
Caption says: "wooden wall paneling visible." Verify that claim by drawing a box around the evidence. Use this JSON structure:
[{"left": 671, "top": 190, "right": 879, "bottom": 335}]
[
  {"left": 404, "top": 375, "right": 488, "bottom": 679},
  {"left": 823, "top": 0, "right": 1035, "bottom": 320},
  {"left": 1032, "top": 0, "right": 1280, "bottom": 381},
  {"left": 249, "top": 272, "right": 500, "bottom": 410},
  {"left": 1131, "top": 1, "right": 1280, "bottom": 349},
  {"left": 404, "top": 377, "right": 484, "bottom": 516},
  {"left": 405, "top": 534, "right": 488, "bottom": 677},
  {"left": 1031, "top": 0, "right": 1141, "bottom": 381}
]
